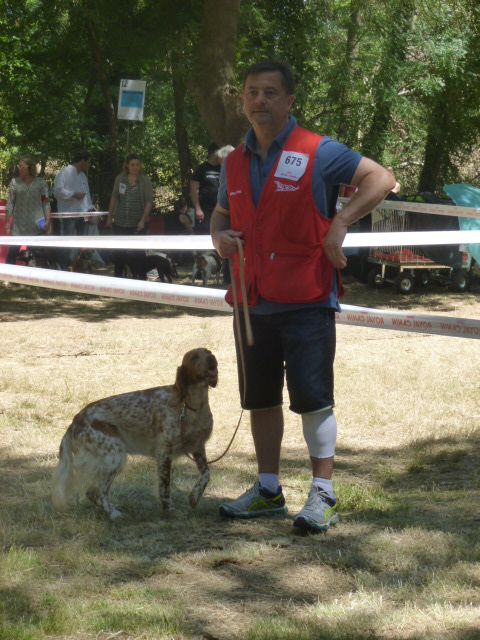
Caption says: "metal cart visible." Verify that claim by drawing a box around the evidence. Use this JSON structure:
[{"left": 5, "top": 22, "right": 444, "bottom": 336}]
[{"left": 367, "top": 205, "right": 472, "bottom": 294}]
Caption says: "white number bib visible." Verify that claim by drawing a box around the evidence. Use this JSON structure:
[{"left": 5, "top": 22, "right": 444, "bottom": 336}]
[{"left": 274, "top": 151, "right": 309, "bottom": 181}]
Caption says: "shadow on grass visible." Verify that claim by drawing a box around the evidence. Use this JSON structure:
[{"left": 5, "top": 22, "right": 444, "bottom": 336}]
[
  {"left": 279, "top": 432, "right": 480, "bottom": 536},
  {"left": 2, "top": 430, "right": 479, "bottom": 547},
  {"left": 0, "top": 282, "right": 228, "bottom": 322},
  {"left": 2, "top": 431, "right": 480, "bottom": 640},
  {"left": 2, "top": 276, "right": 479, "bottom": 325},
  {"left": 341, "top": 277, "right": 480, "bottom": 314}
]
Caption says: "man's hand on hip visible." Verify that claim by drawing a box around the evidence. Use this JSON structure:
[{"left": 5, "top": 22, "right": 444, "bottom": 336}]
[
  {"left": 323, "top": 216, "right": 348, "bottom": 269},
  {"left": 323, "top": 158, "right": 397, "bottom": 270}
]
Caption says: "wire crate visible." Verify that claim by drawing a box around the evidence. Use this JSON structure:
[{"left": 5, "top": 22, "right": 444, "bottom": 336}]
[{"left": 367, "top": 206, "right": 471, "bottom": 294}]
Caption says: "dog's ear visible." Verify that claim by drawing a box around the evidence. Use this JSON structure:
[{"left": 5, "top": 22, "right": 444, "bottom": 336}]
[{"left": 175, "top": 365, "right": 188, "bottom": 401}]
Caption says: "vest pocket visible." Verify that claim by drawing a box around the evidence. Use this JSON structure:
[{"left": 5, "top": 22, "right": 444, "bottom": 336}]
[{"left": 259, "top": 250, "right": 333, "bottom": 303}]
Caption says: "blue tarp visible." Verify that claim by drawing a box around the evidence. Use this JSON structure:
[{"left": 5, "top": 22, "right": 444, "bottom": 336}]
[{"left": 443, "top": 183, "right": 480, "bottom": 263}]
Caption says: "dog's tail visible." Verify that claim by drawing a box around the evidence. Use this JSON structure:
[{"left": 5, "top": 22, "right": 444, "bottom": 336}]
[{"left": 52, "top": 428, "right": 75, "bottom": 511}]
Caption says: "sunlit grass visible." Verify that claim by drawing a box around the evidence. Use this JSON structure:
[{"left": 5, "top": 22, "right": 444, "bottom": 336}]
[{"left": 0, "top": 283, "right": 479, "bottom": 639}]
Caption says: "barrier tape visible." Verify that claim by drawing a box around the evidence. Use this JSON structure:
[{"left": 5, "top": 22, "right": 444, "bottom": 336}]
[
  {"left": 0, "top": 263, "right": 227, "bottom": 311},
  {"left": 1, "top": 230, "right": 480, "bottom": 250},
  {"left": 0, "top": 234, "right": 214, "bottom": 250},
  {"left": 339, "top": 197, "right": 480, "bottom": 219},
  {"left": 50, "top": 211, "right": 108, "bottom": 219},
  {"left": 0, "top": 264, "right": 478, "bottom": 340}
]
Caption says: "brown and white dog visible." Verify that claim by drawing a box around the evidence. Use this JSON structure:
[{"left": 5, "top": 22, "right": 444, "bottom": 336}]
[{"left": 52, "top": 348, "right": 218, "bottom": 519}]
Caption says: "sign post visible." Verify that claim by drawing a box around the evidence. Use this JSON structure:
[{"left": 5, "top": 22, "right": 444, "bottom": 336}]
[{"left": 117, "top": 79, "right": 146, "bottom": 152}]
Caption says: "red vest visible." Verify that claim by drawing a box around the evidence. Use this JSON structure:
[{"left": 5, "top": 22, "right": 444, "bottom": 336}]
[{"left": 225, "top": 125, "right": 340, "bottom": 306}]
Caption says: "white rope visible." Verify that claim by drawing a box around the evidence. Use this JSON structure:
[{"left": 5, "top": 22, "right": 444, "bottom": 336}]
[
  {"left": 50, "top": 211, "right": 108, "bottom": 218},
  {"left": 1, "top": 229, "right": 479, "bottom": 250},
  {"left": 0, "top": 264, "right": 478, "bottom": 340},
  {"left": 339, "top": 197, "right": 480, "bottom": 219},
  {"left": 0, "top": 234, "right": 214, "bottom": 250}
]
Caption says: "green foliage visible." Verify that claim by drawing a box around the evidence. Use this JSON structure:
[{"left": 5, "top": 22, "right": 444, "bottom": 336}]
[{"left": 0, "top": 0, "right": 479, "bottom": 198}]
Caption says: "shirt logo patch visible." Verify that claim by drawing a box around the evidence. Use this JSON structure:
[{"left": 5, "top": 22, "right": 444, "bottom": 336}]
[
  {"left": 274, "top": 180, "right": 299, "bottom": 192},
  {"left": 229, "top": 189, "right": 243, "bottom": 197}
]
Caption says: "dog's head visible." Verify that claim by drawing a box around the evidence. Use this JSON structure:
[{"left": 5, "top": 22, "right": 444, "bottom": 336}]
[
  {"left": 195, "top": 255, "right": 207, "bottom": 270},
  {"left": 175, "top": 348, "right": 218, "bottom": 399}
]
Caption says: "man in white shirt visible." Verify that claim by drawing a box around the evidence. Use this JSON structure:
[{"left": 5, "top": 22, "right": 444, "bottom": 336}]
[{"left": 53, "top": 150, "right": 93, "bottom": 269}]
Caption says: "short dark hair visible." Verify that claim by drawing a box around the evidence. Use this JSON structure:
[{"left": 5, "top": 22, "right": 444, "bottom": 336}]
[
  {"left": 125, "top": 153, "right": 140, "bottom": 164},
  {"left": 174, "top": 196, "right": 188, "bottom": 213},
  {"left": 243, "top": 60, "right": 296, "bottom": 95},
  {"left": 71, "top": 150, "right": 91, "bottom": 164},
  {"left": 207, "top": 143, "right": 219, "bottom": 156},
  {"left": 124, "top": 153, "right": 141, "bottom": 174}
]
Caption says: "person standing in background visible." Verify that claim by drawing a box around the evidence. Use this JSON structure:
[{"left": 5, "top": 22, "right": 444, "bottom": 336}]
[
  {"left": 53, "top": 150, "right": 93, "bottom": 269},
  {"left": 106, "top": 153, "right": 153, "bottom": 278},
  {"left": 5, "top": 155, "right": 51, "bottom": 265},
  {"left": 189, "top": 143, "right": 221, "bottom": 234}
]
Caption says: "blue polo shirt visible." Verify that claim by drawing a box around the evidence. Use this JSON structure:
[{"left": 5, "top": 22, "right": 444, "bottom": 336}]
[{"left": 217, "top": 116, "right": 362, "bottom": 313}]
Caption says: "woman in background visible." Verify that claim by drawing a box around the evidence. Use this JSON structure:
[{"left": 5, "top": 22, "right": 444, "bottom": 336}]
[
  {"left": 5, "top": 155, "right": 51, "bottom": 264},
  {"left": 107, "top": 154, "right": 153, "bottom": 278}
]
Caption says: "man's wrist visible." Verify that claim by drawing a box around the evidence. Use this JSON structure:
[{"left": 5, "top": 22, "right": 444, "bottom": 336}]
[{"left": 211, "top": 232, "right": 221, "bottom": 251}]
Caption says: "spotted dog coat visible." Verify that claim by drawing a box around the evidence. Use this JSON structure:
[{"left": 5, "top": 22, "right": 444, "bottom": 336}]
[
  {"left": 192, "top": 252, "right": 221, "bottom": 287},
  {"left": 52, "top": 348, "right": 218, "bottom": 519}
]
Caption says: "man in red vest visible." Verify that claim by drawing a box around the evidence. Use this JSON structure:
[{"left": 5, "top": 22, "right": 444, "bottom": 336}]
[{"left": 211, "top": 61, "right": 395, "bottom": 533}]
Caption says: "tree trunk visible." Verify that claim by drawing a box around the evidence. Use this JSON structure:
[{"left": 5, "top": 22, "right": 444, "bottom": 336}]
[
  {"left": 335, "top": 0, "right": 362, "bottom": 142},
  {"left": 84, "top": 1, "right": 119, "bottom": 207},
  {"left": 418, "top": 90, "right": 452, "bottom": 192},
  {"left": 171, "top": 56, "right": 193, "bottom": 196},
  {"left": 361, "top": 1, "right": 415, "bottom": 162},
  {"left": 188, "top": 0, "right": 246, "bottom": 145}
]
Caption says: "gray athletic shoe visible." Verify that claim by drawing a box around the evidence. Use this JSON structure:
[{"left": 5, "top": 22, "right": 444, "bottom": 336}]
[
  {"left": 219, "top": 481, "right": 288, "bottom": 519},
  {"left": 293, "top": 486, "right": 339, "bottom": 533}
]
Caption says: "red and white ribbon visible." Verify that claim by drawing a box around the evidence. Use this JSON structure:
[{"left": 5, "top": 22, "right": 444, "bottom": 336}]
[{"left": 0, "top": 264, "right": 478, "bottom": 340}]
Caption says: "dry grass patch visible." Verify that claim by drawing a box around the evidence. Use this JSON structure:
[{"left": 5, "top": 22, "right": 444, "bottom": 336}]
[{"left": 0, "top": 280, "right": 479, "bottom": 640}]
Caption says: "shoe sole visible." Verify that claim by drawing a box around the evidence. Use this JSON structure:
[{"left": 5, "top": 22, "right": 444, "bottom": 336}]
[
  {"left": 219, "top": 505, "right": 288, "bottom": 519},
  {"left": 292, "top": 514, "right": 339, "bottom": 533}
]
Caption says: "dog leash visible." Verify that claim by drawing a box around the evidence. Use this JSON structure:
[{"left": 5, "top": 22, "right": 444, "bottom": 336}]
[{"left": 181, "top": 237, "right": 252, "bottom": 465}]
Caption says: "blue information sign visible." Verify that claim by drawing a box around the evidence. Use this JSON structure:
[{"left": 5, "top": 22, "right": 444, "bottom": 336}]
[
  {"left": 120, "top": 90, "right": 145, "bottom": 109},
  {"left": 118, "top": 80, "right": 146, "bottom": 121}
]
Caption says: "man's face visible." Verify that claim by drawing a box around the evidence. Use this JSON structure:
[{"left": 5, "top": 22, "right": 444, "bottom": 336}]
[{"left": 242, "top": 71, "right": 295, "bottom": 132}]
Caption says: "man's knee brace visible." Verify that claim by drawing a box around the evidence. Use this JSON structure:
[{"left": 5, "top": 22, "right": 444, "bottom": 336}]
[{"left": 301, "top": 409, "right": 337, "bottom": 459}]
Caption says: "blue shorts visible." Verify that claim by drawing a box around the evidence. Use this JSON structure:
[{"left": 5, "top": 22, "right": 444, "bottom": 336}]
[{"left": 234, "top": 307, "right": 336, "bottom": 414}]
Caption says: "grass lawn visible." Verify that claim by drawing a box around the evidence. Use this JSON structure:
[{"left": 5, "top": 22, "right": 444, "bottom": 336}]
[{"left": 0, "top": 276, "right": 479, "bottom": 640}]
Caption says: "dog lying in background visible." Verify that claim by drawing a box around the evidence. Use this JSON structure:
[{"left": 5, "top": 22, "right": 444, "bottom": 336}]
[
  {"left": 52, "top": 348, "right": 218, "bottom": 519},
  {"left": 192, "top": 251, "right": 221, "bottom": 287}
]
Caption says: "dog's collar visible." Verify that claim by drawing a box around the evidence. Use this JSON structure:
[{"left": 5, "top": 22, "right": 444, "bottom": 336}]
[{"left": 180, "top": 402, "right": 197, "bottom": 421}]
